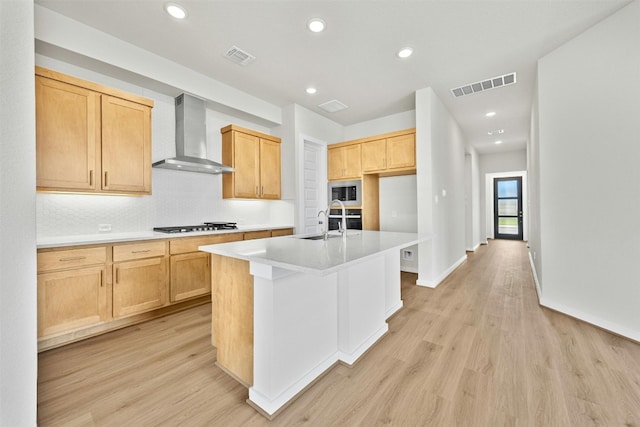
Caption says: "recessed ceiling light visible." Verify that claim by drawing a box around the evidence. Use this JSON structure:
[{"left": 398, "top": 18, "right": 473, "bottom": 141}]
[
  {"left": 307, "top": 18, "right": 326, "bottom": 33},
  {"left": 495, "top": 140, "right": 503, "bottom": 145},
  {"left": 165, "top": 2, "right": 187, "bottom": 19},
  {"left": 306, "top": 87, "right": 317, "bottom": 95},
  {"left": 397, "top": 47, "right": 413, "bottom": 58},
  {"left": 485, "top": 111, "right": 496, "bottom": 117},
  {"left": 488, "top": 129, "right": 504, "bottom": 135}
]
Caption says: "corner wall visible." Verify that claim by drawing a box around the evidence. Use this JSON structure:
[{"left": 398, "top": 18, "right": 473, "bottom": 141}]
[
  {"left": 416, "top": 88, "right": 467, "bottom": 287},
  {"left": 537, "top": 0, "right": 640, "bottom": 340},
  {"left": 0, "top": 1, "right": 38, "bottom": 424}
]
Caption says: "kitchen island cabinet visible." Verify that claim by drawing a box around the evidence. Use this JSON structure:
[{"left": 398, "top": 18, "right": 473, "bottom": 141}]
[
  {"left": 200, "top": 230, "right": 429, "bottom": 418},
  {"left": 35, "top": 67, "right": 153, "bottom": 195}
]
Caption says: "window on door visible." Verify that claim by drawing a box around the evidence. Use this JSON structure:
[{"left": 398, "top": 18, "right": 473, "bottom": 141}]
[{"left": 494, "top": 177, "right": 523, "bottom": 240}]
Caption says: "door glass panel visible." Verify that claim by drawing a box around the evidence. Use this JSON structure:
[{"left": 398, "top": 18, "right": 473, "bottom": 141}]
[
  {"left": 497, "top": 180, "right": 518, "bottom": 198},
  {"left": 498, "top": 217, "right": 519, "bottom": 235},
  {"left": 498, "top": 199, "right": 518, "bottom": 216}
]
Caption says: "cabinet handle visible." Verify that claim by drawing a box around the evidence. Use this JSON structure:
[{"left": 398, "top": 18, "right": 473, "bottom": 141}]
[
  {"left": 101, "top": 270, "right": 105, "bottom": 287},
  {"left": 131, "top": 249, "right": 151, "bottom": 254},
  {"left": 59, "top": 256, "right": 86, "bottom": 262},
  {"left": 207, "top": 256, "right": 210, "bottom": 268},
  {"left": 89, "top": 170, "right": 93, "bottom": 186},
  {"left": 104, "top": 171, "right": 108, "bottom": 187},
  {"left": 261, "top": 186, "right": 264, "bottom": 196},
  {"left": 115, "top": 267, "right": 119, "bottom": 284},
  {"left": 256, "top": 186, "right": 259, "bottom": 196}
]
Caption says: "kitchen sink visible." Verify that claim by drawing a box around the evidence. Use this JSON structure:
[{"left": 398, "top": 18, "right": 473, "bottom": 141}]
[{"left": 298, "top": 234, "right": 341, "bottom": 240}]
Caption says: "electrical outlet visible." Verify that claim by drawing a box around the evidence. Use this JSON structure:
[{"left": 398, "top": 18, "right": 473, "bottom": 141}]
[
  {"left": 403, "top": 249, "right": 414, "bottom": 261},
  {"left": 98, "top": 224, "right": 112, "bottom": 232}
]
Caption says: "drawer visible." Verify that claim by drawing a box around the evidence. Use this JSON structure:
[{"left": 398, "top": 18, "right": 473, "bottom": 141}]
[
  {"left": 270, "top": 228, "right": 293, "bottom": 237},
  {"left": 170, "top": 233, "right": 243, "bottom": 255},
  {"left": 38, "top": 247, "right": 107, "bottom": 273},
  {"left": 113, "top": 241, "right": 166, "bottom": 262},
  {"left": 243, "top": 230, "right": 272, "bottom": 240}
]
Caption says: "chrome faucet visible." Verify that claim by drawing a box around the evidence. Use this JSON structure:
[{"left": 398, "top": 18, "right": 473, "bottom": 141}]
[
  {"left": 330, "top": 199, "right": 347, "bottom": 238},
  {"left": 317, "top": 209, "right": 329, "bottom": 240}
]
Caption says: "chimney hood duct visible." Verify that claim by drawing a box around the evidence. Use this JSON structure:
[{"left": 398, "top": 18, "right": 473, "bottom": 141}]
[{"left": 152, "top": 93, "right": 234, "bottom": 174}]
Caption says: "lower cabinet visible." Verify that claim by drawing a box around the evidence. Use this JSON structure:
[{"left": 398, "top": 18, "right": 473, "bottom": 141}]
[
  {"left": 170, "top": 252, "right": 211, "bottom": 303},
  {"left": 113, "top": 256, "right": 168, "bottom": 318},
  {"left": 37, "top": 246, "right": 107, "bottom": 338}
]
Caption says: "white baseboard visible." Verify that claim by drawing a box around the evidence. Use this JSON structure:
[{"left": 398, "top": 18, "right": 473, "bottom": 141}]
[
  {"left": 338, "top": 324, "right": 389, "bottom": 366},
  {"left": 385, "top": 300, "right": 403, "bottom": 319},
  {"left": 416, "top": 254, "right": 467, "bottom": 288},
  {"left": 400, "top": 266, "right": 418, "bottom": 273},
  {"left": 539, "top": 298, "right": 640, "bottom": 343},
  {"left": 527, "top": 251, "right": 639, "bottom": 343},
  {"left": 466, "top": 243, "right": 481, "bottom": 252}
]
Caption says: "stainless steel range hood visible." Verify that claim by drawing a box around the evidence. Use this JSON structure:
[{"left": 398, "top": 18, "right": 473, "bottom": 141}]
[{"left": 152, "top": 93, "right": 234, "bottom": 174}]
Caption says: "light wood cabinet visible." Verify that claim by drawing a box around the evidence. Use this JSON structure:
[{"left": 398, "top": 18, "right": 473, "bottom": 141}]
[
  {"left": 271, "top": 228, "right": 294, "bottom": 237},
  {"left": 243, "top": 230, "right": 272, "bottom": 240},
  {"left": 221, "top": 125, "right": 281, "bottom": 200},
  {"left": 168, "top": 233, "right": 243, "bottom": 302},
  {"left": 112, "top": 241, "right": 168, "bottom": 318},
  {"left": 328, "top": 144, "right": 361, "bottom": 181},
  {"left": 37, "top": 247, "right": 107, "bottom": 338},
  {"left": 361, "top": 132, "right": 416, "bottom": 174},
  {"left": 35, "top": 67, "right": 153, "bottom": 195}
]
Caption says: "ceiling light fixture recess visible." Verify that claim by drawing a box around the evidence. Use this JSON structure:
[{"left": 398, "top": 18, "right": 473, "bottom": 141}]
[
  {"left": 397, "top": 47, "right": 413, "bottom": 58},
  {"left": 485, "top": 111, "right": 496, "bottom": 117},
  {"left": 307, "top": 18, "right": 326, "bottom": 33},
  {"left": 165, "top": 2, "right": 187, "bottom": 19},
  {"left": 495, "top": 140, "right": 503, "bottom": 145},
  {"left": 306, "top": 87, "right": 317, "bottom": 95}
]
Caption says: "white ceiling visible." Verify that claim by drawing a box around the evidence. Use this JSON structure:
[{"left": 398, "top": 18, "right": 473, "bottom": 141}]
[{"left": 35, "top": 0, "right": 630, "bottom": 154}]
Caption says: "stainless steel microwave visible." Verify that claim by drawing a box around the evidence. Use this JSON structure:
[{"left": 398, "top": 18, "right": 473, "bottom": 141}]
[{"left": 328, "top": 180, "right": 362, "bottom": 206}]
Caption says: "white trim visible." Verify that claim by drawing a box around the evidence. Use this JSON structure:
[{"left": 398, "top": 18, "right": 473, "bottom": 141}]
[
  {"left": 539, "top": 298, "right": 640, "bottom": 343},
  {"left": 528, "top": 250, "right": 543, "bottom": 302},
  {"left": 400, "top": 266, "right": 418, "bottom": 274},
  {"left": 248, "top": 353, "right": 338, "bottom": 416},
  {"left": 338, "top": 324, "right": 389, "bottom": 366},
  {"left": 385, "top": 300, "right": 404, "bottom": 319},
  {"left": 416, "top": 254, "right": 467, "bottom": 288},
  {"left": 466, "top": 243, "right": 481, "bottom": 252}
]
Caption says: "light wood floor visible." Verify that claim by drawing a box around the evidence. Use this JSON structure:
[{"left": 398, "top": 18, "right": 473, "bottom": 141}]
[{"left": 38, "top": 239, "right": 640, "bottom": 426}]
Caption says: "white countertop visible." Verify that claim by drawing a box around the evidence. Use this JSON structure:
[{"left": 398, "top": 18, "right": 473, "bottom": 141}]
[
  {"left": 199, "top": 230, "right": 430, "bottom": 276},
  {"left": 36, "top": 224, "right": 293, "bottom": 249}
]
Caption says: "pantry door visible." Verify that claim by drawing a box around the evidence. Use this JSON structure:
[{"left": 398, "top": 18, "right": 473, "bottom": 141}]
[{"left": 493, "top": 177, "right": 523, "bottom": 240}]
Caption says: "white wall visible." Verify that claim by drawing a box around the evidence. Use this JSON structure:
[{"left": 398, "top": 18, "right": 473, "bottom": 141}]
[
  {"left": 536, "top": 0, "right": 640, "bottom": 341},
  {"left": 0, "top": 1, "right": 38, "bottom": 424},
  {"left": 465, "top": 147, "right": 481, "bottom": 251},
  {"left": 342, "top": 110, "right": 415, "bottom": 141},
  {"left": 416, "top": 88, "right": 467, "bottom": 287},
  {"left": 528, "top": 77, "right": 542, "bottom": 291}
]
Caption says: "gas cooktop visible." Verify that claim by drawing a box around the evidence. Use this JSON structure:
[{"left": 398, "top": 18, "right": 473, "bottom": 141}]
[{"left": 153, "top": 222, "right": 238, "bottom": 234}]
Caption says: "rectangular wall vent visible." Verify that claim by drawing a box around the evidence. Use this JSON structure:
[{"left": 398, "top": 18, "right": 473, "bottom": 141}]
[
  {"left": 451, "top": 72, "right": 517, "bottom": 98},
  {"left": 318, "top": 99, "right": 349, "bottom": 113},
  {"left": 224, "top": 46, "right": 256, "bottom": 66}
]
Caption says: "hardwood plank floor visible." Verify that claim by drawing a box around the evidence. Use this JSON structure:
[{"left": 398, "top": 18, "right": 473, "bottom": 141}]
[{"left": 38, "top": 240, "right": 640, "bottom": 426}]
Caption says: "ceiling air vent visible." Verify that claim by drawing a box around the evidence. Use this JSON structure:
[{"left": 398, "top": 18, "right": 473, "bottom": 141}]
[
  {"left": 451, "top": 72, "right": 517, "bottom": 98},
  {"left": 223, "top": 46, "right": 256, "bottom": 66},
  {"left": 318, "top": 99, "right": 349, "bottom": 113}
]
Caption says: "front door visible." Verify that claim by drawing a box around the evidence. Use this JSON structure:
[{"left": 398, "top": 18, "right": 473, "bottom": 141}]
[{"left": 494, "top": 177, "right": 523, "bottom": 240}]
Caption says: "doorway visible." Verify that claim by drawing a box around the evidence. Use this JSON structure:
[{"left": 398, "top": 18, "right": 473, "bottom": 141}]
[{"left": 493, "top": 177, "right": 523, "bottom": 240}]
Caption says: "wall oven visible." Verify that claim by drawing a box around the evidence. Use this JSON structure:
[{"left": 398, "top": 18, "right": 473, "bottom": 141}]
[
  {"left": 328, "top": 209, "right": 363, "bottom": 231},
  {"left": 328, "top": 180, "right": 362, "bottom": 207}
]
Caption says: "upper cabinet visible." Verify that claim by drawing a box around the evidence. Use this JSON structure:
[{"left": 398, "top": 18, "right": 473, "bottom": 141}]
[
  {"left": 35, "top": 67, "right": 153, "bottom": 195},
  {"left": 221, "top": 125, "right": 281, "bottom": 200},
  {"left": 361, "top": 132, "right": 416, "bottom": 174},
  {"left": 328, "top": 144, "right": 362, "bottom": 181},
  {"left": 328, "top": 128, "right": 416, "bottom": 180}
]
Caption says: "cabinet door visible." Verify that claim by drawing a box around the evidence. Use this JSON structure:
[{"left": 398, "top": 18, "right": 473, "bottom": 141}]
[
  {"left": 37, "top": 266, "right": 106, "bottom": 337},
  {"left": 327, "top": 147, "right": 345, "bottom": 181},
  {"left": 113, "top": 257, "right": 167, "bottom": 318},
  {"left": 101, "top": 95, "right": 152, "bottom": 194},
  {"left": 361, "top": 139, "right": 387, "bottom": 173},
  {"left": 170, "top": 252, "right": 211, "bottom": 302},
  {"left": 386, "top": 133, "right": 415, "bottom": 170},
  {"left": 343, "top": 144, "right": 362, "bottom": 179},
  {"left": 35, "top": 76, "right": 100, "bottom": 191},
  {"left": 232, "top": 132, "right": 260, "bottom": 198},
  {"left": 259, "top": 138, "right": 281, "bottom": 199}
]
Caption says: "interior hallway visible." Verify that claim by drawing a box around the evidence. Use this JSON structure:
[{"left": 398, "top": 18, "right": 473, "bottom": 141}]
[{"left": 38, "top": 240, "right": 640, "bottom": 426}]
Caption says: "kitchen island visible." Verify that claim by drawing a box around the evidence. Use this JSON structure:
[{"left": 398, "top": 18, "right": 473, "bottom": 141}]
[{"left": 199, "top": 230, "right": 429, "bottom": 417}]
